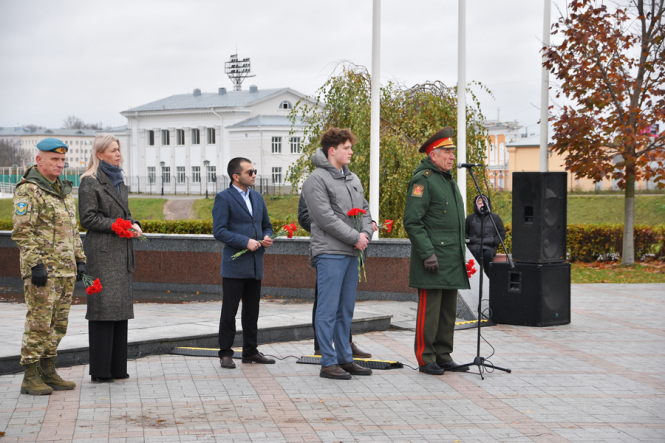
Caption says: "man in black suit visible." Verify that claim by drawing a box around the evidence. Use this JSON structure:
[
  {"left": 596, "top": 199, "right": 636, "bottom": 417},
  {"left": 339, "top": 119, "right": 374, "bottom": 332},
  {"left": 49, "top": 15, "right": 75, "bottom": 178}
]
[{"left": 212, "top": 157, "right": 275, "bottom": 368}]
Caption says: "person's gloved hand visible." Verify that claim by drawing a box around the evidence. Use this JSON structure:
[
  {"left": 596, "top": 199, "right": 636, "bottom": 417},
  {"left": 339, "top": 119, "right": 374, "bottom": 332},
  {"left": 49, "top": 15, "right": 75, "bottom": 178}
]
[
  {"left": 423, "top": 253, "right": 439, "bottom": 274},
  {"left": 76, "top": 262, "right": 86, "bottom": 282},
  {"left": 31, "top": 263, "right": 48, "bottom": 287}
]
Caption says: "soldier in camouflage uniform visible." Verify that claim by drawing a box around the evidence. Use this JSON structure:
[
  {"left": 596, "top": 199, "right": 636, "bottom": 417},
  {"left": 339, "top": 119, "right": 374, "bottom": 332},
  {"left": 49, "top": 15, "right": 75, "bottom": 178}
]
[{"left": 12, "top": 138, "right": 86, "bottom": 395}]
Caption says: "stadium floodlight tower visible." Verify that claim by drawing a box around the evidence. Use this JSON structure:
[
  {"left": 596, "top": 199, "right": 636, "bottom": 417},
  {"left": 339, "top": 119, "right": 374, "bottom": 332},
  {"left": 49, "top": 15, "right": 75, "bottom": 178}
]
[{"left": 225, "top": 54, "right": 255, "bottom": 91}]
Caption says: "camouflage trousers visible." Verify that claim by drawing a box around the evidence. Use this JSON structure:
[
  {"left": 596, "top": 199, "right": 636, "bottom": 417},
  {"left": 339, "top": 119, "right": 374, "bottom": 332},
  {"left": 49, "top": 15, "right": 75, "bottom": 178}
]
[{"left": 20, "top": 277, "right": 75, "bottom": 365}]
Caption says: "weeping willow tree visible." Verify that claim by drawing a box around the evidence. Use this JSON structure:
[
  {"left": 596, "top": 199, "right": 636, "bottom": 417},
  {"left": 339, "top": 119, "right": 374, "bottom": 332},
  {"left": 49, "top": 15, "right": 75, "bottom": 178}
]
[{"left": 287, "top": 65, "right": 491, "bottom": 238}]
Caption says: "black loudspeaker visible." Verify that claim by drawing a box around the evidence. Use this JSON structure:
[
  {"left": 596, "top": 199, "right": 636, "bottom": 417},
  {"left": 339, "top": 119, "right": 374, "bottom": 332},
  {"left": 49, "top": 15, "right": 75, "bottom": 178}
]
[
  {"left": 512, "top": 172, "right": 567, "bottom": 263},
  {"left": 489, "top": 262, "right": 571, "bottom": 327}
]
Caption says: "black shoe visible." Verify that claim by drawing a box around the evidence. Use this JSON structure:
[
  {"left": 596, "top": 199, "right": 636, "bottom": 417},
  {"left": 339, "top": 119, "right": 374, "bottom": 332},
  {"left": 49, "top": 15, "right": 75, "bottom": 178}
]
[
  {"left": 437, "top": 360, "right": 470, "bottom": 372},
  {"left": 419, "top": 362, "right": 445, "bottom": 375},
  {"left": 220, "top": 356, "right": 236, "bottom": 369},
  {"left": 320, "top": 364, "right": 352, "bottom": 380},
  {"left": 241, "top": 353, "right": 276, "bottom": 364},
  {"left": 113, "top": 374, "right": 130, "bottom": 380},
  {"left": 91, "top": 375, "right": 114, "bottom": 383},
  {"left": 339, "top": 361, "right": 372, "bottom": 376}
]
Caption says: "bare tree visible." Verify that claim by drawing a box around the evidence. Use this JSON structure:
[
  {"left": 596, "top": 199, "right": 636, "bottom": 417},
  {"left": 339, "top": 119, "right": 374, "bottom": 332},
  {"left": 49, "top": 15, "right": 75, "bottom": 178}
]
[
  {"left": 62, "top": 115, "right": 101, "bottom": 130},
  {"left": 0, "top": 139, "right": 30, "bottom": 167}
]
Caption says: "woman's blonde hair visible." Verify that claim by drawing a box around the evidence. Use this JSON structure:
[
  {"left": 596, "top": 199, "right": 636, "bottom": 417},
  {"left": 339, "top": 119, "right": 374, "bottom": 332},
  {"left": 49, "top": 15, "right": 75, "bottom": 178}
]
[{"left": 81, "top": 134, "right": 123, "bottom": 179}]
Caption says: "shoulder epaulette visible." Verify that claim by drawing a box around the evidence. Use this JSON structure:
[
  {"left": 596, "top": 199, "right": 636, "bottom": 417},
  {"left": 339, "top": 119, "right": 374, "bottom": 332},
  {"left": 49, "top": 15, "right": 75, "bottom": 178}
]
[{"left": 423, "top": 169, "right": 433, "bottom": 178}]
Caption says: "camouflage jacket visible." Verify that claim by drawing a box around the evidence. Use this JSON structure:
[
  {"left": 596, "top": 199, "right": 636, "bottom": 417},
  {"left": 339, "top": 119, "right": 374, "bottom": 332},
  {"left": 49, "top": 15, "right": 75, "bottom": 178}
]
[{"left": 12, "top": 167, "right": 85, "bottom": 279}]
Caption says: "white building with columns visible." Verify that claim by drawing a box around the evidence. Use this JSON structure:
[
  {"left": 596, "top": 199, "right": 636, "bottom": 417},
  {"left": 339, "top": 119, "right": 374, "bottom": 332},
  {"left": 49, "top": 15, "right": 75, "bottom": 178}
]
[{"left": 120, "top": 86, "right": 312, "bottom": 195}]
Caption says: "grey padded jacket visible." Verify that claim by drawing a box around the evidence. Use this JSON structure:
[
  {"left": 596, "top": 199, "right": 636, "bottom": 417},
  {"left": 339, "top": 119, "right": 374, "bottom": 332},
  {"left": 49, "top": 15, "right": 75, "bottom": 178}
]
[{"left": 301, "top": 148, "right": 373, "bottom": 264}]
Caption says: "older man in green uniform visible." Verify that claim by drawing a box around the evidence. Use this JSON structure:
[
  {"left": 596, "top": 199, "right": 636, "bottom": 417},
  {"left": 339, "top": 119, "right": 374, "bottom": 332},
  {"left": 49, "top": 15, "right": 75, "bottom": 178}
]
[
  {"left": 403, "top": 127, "right": 470, "bottom": 375},
  {"left": 12, "top": 138, "right": 86, "bottom": 395}
]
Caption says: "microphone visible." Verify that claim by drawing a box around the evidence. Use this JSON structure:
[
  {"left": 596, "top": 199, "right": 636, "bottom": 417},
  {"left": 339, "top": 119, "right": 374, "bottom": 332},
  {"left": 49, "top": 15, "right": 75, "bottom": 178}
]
[{"left": 457, "top": 162, "right": 483, "bottom": 168}]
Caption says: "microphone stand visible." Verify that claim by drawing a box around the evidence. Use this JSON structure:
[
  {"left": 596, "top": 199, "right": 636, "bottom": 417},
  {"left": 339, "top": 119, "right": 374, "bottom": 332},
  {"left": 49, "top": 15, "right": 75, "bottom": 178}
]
[{"left": 456, "top": 164, "right": 512, "bottom": 379}]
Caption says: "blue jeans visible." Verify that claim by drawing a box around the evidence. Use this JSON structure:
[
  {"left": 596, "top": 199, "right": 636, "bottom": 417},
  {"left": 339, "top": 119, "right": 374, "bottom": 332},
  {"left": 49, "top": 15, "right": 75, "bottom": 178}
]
[{"left": 314, "top": 254, "right": 359, "bottom": 367}]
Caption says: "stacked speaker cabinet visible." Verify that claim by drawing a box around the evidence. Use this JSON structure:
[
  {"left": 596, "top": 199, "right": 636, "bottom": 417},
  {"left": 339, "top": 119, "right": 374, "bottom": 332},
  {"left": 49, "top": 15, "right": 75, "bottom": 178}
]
[
  {"left": 512, "top": 172, "right": 567, "bottom": 263},
  {"left": 490, "top": 172, "right": 571, "bottom": 326}
]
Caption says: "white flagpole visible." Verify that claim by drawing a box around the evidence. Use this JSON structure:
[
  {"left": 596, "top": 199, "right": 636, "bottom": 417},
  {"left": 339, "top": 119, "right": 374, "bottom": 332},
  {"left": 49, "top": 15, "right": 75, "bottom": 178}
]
[
  {"left": 457, "top": 0, "right": 467, "bottom": 210},
  {"left": 540, "top": 0, "right": 551, "bottom": 172},
  {"left": 370, "top": 0, "right": 381, "bottom": 239}
]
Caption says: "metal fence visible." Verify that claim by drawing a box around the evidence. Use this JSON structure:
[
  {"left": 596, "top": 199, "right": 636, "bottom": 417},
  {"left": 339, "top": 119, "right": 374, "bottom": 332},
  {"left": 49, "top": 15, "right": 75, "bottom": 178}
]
[{"left": 1, "top": 167, "right": 286, "bottom": 196}]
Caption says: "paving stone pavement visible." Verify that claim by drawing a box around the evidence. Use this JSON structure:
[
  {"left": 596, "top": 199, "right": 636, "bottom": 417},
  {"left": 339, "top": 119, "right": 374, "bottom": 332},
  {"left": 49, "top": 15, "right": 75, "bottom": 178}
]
[{"left": 1, "top": 284, "right": 664, "bottom": 442}]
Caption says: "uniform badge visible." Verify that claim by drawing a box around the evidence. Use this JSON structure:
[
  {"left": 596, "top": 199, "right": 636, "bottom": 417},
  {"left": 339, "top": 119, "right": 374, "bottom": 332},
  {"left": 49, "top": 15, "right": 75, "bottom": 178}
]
[
  {"left": 412, "top": 184, "right": 424, "bottom": 197},
  {"left": 54, "top": 147, "right": 67, "bottom": 154},
  {"left": 15, "top": 202, "right": 28, "bottom": 216}
]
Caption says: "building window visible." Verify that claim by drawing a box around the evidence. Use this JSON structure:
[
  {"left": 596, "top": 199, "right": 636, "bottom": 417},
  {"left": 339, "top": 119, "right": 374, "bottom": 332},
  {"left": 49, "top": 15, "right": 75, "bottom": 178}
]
[
  {"left": 279, "top": 100, "right": 292, "bottom": 109},
  {"left": 290, "top": 137, "right": 301, "bottom": 154},
  {"left": 162, "top": 166, "right": 170, "bottom": 183},
  {"left": 272, "top": 167, "right": 282, "bottom": 184},
  {"left": 207, "top": 128, "right": 216, "bottom": 144},
  {"left": 207, "top": 166, "right": 216, "bottom": 183},
  {"left": 148, "top": 167, "right": 155, "bottom": 184},
  {"left": 192, "top": 166, "right": 201, "bottom": 183},
  {"left": 161, "top": 130, "right": 170, "bottom": 145},
  {"left": 191, "top": 129, "right": 200, "bottom": 145},
  {"left": 177, "top": 166, "right": 185, "bottom": 183},
  {"left": 271, "top": 136, "right": 282, "bottom": 153},
  {"left": 148, "top": 130, "right": 155, "bottom": 146},
  {"left": 176, "top": 129, "right": 185, "bottom": 146}
]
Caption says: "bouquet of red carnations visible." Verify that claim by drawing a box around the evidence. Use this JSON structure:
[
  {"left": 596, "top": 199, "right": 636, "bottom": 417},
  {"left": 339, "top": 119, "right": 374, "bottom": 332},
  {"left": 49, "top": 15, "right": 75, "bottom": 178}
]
[
  {"left": 112, "top": 218, "right": 146, "bottom": 241},
  {"left": 81, "top": 273, "right": 102, "bottom": 295},
  {"left": 347, "top": 208, "right": 368, "bottom": 282},
  {"left": 378, "top": 219, "right": 393, "bottom": 233},
  {"left": 466, "top": 259, "right": 477, "bottom": 278},
  {"left": 231, "top": 223, "right": 298, "bottom": 260}
]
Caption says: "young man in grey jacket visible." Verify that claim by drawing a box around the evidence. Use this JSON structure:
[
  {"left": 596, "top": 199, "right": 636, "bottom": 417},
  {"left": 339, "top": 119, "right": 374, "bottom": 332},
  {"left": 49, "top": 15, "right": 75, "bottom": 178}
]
[{"left": 302, "top": 128, "right": 374, "bottom": 380}]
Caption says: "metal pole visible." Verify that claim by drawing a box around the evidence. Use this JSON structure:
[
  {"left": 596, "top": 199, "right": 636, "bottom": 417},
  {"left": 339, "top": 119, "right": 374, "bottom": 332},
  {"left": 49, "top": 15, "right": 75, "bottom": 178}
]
[
  {"left": 370, "top": 0, "right": 381, "bottom": 239},
  {"left": 540, "top": 0, "right": 551, "bottom": 172},
  {"left": 457, "top": 0, "right": 467, "bottom": 211}
]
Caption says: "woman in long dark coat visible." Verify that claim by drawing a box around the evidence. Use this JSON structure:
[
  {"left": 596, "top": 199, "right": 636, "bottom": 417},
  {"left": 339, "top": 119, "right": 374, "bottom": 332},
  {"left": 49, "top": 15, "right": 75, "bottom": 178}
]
[{"left": 78, "top": 134, "right": 142, "bottom": 382}]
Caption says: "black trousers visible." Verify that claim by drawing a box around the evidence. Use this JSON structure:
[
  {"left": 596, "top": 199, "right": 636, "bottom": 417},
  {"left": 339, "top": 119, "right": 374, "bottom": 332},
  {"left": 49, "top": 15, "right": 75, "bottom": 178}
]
[
  {"left": 312, "top": 279, "right": 352, "bottom": 351},
  {"left": 470, "top": 248, "right": 496, "bottom": 276},
  {"left": 218, "top": 278, "right": 261, "bottom": 358},
  {"left": 88, "top": 320, "right": 128, "bottom": 378}
]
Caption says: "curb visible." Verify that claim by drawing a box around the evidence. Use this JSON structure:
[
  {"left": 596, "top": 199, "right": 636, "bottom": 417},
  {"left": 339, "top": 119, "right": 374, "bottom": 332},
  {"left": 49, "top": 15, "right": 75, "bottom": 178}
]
[{"left": 0, "top": 315, "right": 392, "bottom": 375}]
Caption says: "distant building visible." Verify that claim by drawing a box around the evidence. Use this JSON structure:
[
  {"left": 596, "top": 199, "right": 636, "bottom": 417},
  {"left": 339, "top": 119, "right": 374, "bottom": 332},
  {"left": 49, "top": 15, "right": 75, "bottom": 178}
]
[
  {"left": 482, "top": 120, "right": 522, "bottom": 190},
  {"left": 505, "top": 135, "right": 656, "bottom": 192},
  {"left": 119, "top": 86, "right": 314, "bottom": 194},
  {"left": 0, "top": 127, "right": 97, "bottom": 169}
]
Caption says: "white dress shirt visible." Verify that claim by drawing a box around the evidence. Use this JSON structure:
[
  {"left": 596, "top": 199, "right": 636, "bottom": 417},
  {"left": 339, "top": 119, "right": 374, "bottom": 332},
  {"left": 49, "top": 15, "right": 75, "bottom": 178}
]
[{"left": 232, "top": 184, "right": 253, "bottom": 216}]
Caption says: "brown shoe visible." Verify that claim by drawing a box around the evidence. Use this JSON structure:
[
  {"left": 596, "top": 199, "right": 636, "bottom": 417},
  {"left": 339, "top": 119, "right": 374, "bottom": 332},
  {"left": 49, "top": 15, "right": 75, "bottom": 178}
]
[
  {"left": 351, "top": 342, "right": 372, "bottom": 358},
  {"left": 320, "top": 364, "right": 352, "bottom": 380},
  {"left": 220, "top": 356, "right": 236, "bottom": 369},
  {"left": 242, "top": 353, "right": 275, "bottom": 364},
  {"left": 314, "top": 349, "right": 321, "bottom": 356},
  {"left": 339, "top": 361, "right": 372, "bottom": 376}
]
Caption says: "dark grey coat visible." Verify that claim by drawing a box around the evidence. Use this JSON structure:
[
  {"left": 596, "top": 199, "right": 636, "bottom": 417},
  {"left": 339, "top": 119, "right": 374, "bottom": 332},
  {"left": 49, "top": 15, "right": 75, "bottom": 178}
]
[{"left": 78, "top": 171, "right": 138, "bottom": 321}]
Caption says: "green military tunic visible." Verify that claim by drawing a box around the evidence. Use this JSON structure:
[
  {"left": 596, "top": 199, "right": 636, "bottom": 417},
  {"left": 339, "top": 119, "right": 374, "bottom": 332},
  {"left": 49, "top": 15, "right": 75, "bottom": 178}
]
[
  {"left": 12, "top": 167, "right": 85, "bottom": 365},
  {"left": 403, "top": 157, "right": 469, "bottom": 366}
]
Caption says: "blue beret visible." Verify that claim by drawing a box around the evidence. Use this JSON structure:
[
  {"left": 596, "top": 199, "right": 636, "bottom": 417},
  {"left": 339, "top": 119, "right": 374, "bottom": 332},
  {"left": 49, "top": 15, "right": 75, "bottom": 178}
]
[{"left": 37, "top": 138, "right": 68, "bottom": 154}]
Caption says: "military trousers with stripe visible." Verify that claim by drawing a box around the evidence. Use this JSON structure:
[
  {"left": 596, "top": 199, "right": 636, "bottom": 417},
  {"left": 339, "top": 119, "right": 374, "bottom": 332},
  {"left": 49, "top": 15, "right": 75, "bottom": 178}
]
[
  {"left": 21, "top": 277, "right": 75, "bottom": 365},
  {"left": 414, "top": 288, "right": 457, "bottom": 366}
]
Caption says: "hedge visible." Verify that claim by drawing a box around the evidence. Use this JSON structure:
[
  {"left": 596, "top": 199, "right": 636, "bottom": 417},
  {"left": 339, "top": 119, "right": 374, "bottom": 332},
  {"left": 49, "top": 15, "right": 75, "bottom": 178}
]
[{"left": 1, "top": 218, "right": 662, "bottom": 262}]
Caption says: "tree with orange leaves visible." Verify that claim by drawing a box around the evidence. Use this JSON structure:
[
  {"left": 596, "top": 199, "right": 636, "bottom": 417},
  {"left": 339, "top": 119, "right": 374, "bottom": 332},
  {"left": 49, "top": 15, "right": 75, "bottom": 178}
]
[{"left": 544, "top": 0, "right": 664, "bottom": 265}]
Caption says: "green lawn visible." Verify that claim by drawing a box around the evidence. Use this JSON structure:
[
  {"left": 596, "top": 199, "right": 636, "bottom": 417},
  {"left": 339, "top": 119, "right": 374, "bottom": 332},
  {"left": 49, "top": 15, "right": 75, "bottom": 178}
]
[
  {"left": 192, "top": 194, "right": 299, "bottom": 221},
  {"left": 0, "top": 198, "right": 166, "bottom": 221},
  {"left": 491, "top": 193, "right": 665, "bottom": 226},
  {"left": 571, "top": 261, "right": 665, "bottom": 283}
]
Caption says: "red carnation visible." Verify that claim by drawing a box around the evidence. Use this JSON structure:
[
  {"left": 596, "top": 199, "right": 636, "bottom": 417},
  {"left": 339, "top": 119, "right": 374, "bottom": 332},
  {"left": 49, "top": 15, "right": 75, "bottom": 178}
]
[
  {"left": 83, "top": 275, "right": 102, "bottom": 295},
  {"left": 378, "top": 219, "right": 393, "bottom": 233},
  {"left": 347, "top": 207, "right": 364, "bottom": 219}
]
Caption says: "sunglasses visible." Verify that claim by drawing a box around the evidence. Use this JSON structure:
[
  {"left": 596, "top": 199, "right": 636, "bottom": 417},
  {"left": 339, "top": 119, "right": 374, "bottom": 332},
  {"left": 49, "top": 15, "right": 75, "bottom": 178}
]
[{"left": 245, "top": 169, "right": 258, "bottom": 176}]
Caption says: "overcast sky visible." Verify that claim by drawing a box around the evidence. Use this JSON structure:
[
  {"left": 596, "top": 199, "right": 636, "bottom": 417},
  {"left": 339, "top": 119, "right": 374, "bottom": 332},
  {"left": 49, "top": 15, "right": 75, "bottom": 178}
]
[{"left": 0, "top": 0, "right": 564, "bottom": 133}]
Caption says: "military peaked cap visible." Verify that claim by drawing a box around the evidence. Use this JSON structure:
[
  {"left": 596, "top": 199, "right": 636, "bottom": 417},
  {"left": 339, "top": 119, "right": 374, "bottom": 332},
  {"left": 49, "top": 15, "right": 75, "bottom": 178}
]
[
  {"left": 419, "top": 127, "right": 456, "bottom": 154},
  {"left": 36, "top": 138, "right": 68, "bottom": 154}
]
